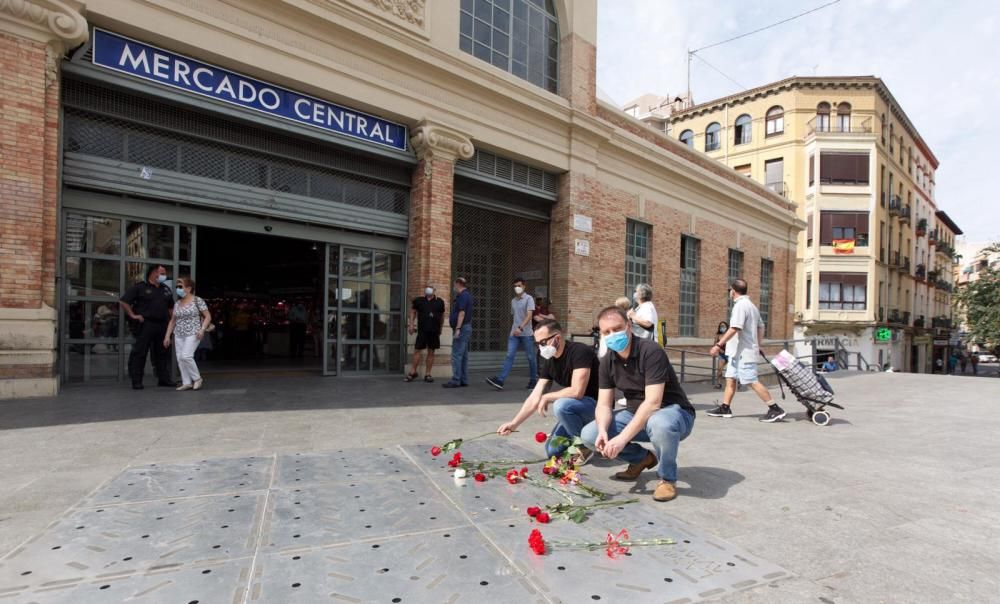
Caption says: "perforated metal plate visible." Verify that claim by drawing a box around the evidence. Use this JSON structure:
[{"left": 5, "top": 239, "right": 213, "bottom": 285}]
[
  {"left": 0, "top": 493, "right": 263, "bottom": 591},
  {"left": 2, "top": 445, "right": 789, "bottom": 603},
  {"left": 78, "top": 456, "right": 272, "bottom": 505},
  {"left": 249, "top": 527, "right": 547, "bottom": 604},
  {"left": 261, "top": 481, "right": 466, "bottom": 552}
]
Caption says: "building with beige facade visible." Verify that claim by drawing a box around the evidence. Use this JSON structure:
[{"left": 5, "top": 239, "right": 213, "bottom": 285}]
[
  {"left": 661, "top": 76, "right": 961, "bottom": 372},
  {"left": 0, "top": 0, "right": 802, "bottom": 399}
]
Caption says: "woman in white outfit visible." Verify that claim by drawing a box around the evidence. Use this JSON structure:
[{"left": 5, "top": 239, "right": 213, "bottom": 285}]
[
  {"left": 627, "top": 282, "right": 659, "bottom": 343},
  {"left": 163, "top": 277, "right": 212, "bottom": 391}
]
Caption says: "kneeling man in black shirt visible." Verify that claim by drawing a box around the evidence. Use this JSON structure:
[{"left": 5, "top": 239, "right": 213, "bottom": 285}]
[
  {"left": 581, "top": 306, "right": 696, "bottom": 502},
  {"left": 497, "top": 319, "right": 599, "bottom": 462}
]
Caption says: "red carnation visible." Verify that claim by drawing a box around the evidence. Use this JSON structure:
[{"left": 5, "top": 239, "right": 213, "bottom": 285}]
[
  {"left": 520, "top": 467, "right": 529, "bottom": 477},
  {"left": 474, "top": 473, "right": 486, "bottom": 482},
  {"left": 535, "top": 512, "right": 551, "bottom": 524},
  {"left": 534, "top": 432, "right": 547, "bottom": 443},
  {"left": 452, "top": 452, "right": 462, "bottom": 462},
  {"left": 430, "top": 446, "right": 442, "bottom": 456},
  {"left": 528, "top": 528, "right": 546, "bottom": 555},
  {"left": 542, "top": 466, "right": 553, "bottom": 475},
  {"left": 526, "top": 506, "right": 541, "bottom": 517},
  {"left": 447, "top": 458, "right": 460, "bottom": 468},
  {"left": 505, "top": 469, "right": 520, "bottom": 484}
]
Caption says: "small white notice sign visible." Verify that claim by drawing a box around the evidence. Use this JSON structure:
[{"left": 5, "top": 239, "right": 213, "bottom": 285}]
[
  {"left": 139, "top": 166, "right": 154, "bottom": 180},
  {"left": 574, "top": 239, "right": 590, "bottom": 256},
  {"left": 573, "top": 214, "right": 593, "bottom": 233}
]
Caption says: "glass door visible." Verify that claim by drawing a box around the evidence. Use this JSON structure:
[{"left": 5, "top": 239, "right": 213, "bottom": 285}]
[
  {"left": 61, "top": 211, "right": 194, "bottom": 382},
  {"left": 323, "top": 244, "right": 405, "bottom": 375}
]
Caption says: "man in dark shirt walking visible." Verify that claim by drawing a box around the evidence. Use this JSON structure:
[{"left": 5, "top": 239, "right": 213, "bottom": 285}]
[
  {"left": 120, "top": 264, "right": 175, "bottom": 389},
  {"left": 443, "top": 277, "right": 473, "bottom": 388},
  {"left": 496, "top": 319, "right": 599, "bottom": 462},
  {"left": 581, "top": 306, "right": 696, "bottom": 502},
  {"left": 406, "top": 284, "right": 446, "bottom": 382}
]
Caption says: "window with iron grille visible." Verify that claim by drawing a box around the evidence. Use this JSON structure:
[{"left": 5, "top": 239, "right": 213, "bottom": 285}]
[
  {"left": 727, "top": 248, "right": 743, "bottom": 314},
  {"left": 459, "top": 0, "right": 559, "bottom": 94},
  {"left": 625, "top": 220, "right": 650, "bottom": 297},
  {"left": 679, "top": 236, "right": 699, "bottom": 336},
  {"left": 760, "top": 259, "right": 773, "bottom": 337}
]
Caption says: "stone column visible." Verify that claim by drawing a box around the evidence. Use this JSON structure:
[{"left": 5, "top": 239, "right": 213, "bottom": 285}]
[
  {"left": 406, "top": 120, "right": 473, "bottom": 377},
  {"left": 1, "top": 1, "right": 87, "bottom": 399}
]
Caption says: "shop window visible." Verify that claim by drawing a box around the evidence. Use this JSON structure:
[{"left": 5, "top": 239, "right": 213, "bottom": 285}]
[
  {"left": 625, "top": 220, "right": 650, "bottom": 297},
  {"left": 819, "top": 272, "right": 867, "bottom": 310},
  {"left": 819, "top": 152, "right": 869, "bottom": 185},
  {"left": 459, "top": 0, "right": 559, "bottom": 94},
  {"left": 760, "top": 259, "right": 773, "bottom": 337},
  {"left": 679, "top": 235, "right": 699, "bottom": 336}
]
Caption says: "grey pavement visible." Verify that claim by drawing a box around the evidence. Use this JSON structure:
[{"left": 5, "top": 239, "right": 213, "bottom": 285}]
[{"left": 1, "top": 368, "right": 999, "bottom": 602}]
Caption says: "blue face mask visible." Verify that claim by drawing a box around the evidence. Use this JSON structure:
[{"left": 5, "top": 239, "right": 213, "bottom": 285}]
[
  {"left": 157, "top": 274, "right": 167, "bottom": 284},
  {"left": 175, "top": 287, "right": 186, "bottom": 298},
  {"left": 603, "top": 330, "right": 630, "bottom": 353}
]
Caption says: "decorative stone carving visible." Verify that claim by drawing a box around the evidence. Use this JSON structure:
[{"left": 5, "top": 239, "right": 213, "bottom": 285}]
[
  {"left": 410, "top": 120, "right": 475, "bottom": 163},
  {"left": 363, "top": 0, "right": 425, "bottom": 27},
  {"left": 0, "top": 0, "right": 88, "bottom": 48}
]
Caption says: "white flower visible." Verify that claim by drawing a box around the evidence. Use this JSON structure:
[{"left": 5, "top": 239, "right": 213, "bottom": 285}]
[{"left": 453, "top": 467, "right": 467, "bottom": 479}]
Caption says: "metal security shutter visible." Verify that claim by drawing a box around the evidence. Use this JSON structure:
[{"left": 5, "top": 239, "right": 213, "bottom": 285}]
[{"left": 61, "top": 78, "right": 411, "bottom": 238}]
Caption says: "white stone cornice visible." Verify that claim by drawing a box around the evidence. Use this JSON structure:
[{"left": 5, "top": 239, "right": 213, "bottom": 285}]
[
  {"left": 410, "top": 120, "right": 475, "bottom": 163},
  {"left": 0, "top": 0, "right": 87, "bottom": 49}
]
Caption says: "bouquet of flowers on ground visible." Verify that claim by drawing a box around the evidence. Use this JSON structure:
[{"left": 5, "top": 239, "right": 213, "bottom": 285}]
[{"left": 528, "top": 528, "right": 675, "bottom": 558}]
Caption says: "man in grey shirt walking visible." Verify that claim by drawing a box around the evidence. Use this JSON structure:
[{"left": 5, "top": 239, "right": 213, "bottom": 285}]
[
  {"left": 487, "top": 277, "right": 539, "bottom": 390},
  {"left": 707, "top": 279, "right": 786, "bottom": 422}
]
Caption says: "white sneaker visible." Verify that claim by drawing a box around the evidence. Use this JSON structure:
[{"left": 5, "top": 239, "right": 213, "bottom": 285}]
[
  {"left": 176, "top": 384, "right": 193, "bottom": 391},
  {"left": 192, "top": 379, "right": 203, "bottom": 391}
]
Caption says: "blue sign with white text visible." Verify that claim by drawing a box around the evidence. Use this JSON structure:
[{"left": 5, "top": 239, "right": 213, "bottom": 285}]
[{"left": 92, "top": 29, "right": 408, "bottom": 151}]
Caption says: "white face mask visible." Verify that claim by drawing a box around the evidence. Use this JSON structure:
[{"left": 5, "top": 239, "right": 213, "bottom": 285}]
[
  {"left": 424, "top": 288, "right": 434, "bottom": 296},
  {"left": 514, "top": 286, "right": 524, "bottom": 295},
  {"left": 538, "top": 335, "right": 558, "bottom": 359}
]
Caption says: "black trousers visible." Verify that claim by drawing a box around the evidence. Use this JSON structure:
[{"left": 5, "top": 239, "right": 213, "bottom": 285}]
[
  {"left": 129, "top": 320, "right": 171, "bottom": 384},
  {"left": 289, "top": 323, "right": 306, "bottom": 358}
]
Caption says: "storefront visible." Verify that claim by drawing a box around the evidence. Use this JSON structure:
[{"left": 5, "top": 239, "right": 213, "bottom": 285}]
[{"left": 59, "top": 30, "right": 414, "bottom": 381}]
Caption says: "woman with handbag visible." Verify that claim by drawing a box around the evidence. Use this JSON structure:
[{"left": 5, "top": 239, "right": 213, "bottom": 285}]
[{"left": 163, "top": 277, "right": 212, "bottom": 391}]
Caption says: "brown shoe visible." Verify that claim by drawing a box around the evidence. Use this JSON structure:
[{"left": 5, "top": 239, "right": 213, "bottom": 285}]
[
  {"left": 652, "top": 480, "right": 677, "bottom": 502},
  {"left": 611, "top": 450, "right": 657, "bottom": 481}
]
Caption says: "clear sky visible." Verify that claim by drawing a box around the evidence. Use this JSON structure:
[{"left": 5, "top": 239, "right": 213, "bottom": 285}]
[{"left": 596, "top": 0, "right": 999, "bottom": 243}]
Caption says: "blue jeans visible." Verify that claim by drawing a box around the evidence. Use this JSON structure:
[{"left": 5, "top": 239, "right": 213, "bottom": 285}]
[
  {"left": 544, "top": 396, "right": 597, "bottom": 457},
  {"left": 449, "top": 324, "right": 472, "bottom": 385},
  {"left": 496, "top": 334, "right": 538, "bottom": 383},
  {"left": 581, "top": 405, "right": 695, "bottom": 482}
]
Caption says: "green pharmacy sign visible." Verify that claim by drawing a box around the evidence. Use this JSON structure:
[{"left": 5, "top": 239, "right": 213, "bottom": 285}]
[{"left": 875, "top": 327, "right": 893, "bottom": 342}]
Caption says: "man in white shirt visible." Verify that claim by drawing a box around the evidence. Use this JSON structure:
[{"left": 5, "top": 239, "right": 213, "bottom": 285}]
[{"left": 707, "top": 279, "right": 786, "bottom": 423}]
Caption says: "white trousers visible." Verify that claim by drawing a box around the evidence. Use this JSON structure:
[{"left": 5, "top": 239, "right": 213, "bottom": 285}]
[{"left": 175, "top": 334, "right": 202, "bottom": 385}]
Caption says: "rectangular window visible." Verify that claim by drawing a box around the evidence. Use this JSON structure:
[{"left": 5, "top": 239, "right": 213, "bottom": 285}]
[
  {"left": 625, "top": 220, "right": 650, "bottom": 297},
  {"left": 765, "top": 158, "right": 784, "bottom": 195},
  {"left": 820, "top": 211, "right": 869, "bottom": 246},
  {"left": 880, "top": 164, "right": 886, "bottom": 206},
  {"left": 809, "top": 153, "right": 815, "bottom": 186},
  {"left": 727, "top": 248, "right": 743, "bottom": 315},
  {"left": 806, "top": 273, "right": 812, "bottom": 310},
  {"left": 819, "top": 272, "right": 867, "bottom": 310},
  {"left": 734, "top": 163, "right": 751, "bottom": 177},
  {"left": 760, "top": 259, "right": 773, "bottom": 337},
  {"left": 807, "top": 212, "right": 814, "bottom": 247},
  {"left": 679, "top": 235, "right": 699, "bottom": 337},
  {"left": 819, "top": 152, "right": 870, "bottom": 185}
]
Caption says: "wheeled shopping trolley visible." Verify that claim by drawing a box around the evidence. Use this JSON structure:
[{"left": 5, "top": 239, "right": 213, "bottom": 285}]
[{"left": 764, "top": 350, "right": 844, "bottom": 426}]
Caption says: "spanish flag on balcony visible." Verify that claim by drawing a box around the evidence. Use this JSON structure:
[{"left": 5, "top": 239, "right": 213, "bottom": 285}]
[{"left": 832, "top": 239, "right": 855, "bottom": 254}]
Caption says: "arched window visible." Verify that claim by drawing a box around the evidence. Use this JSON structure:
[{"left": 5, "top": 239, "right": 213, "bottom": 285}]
[
  {"left": 679, "top": 129, "right": 694, "bottom": 148},
  {"left": 765, "top": 106, "right": 784, "bottom": 136},
  {"left": 734, "top": 114, "right": 752, "bottom": 145},
  {"left": 837, "top": 102, "right": 851, "bottom": 132},
  {"left": 459, "top": 0, "right": 559, "bottom": 94},
  {"left": 816, "top": 102, "right": 831, "bottom": 132},
  {"left": 705, "top": 122, "right": 721, "bottom": 151}
]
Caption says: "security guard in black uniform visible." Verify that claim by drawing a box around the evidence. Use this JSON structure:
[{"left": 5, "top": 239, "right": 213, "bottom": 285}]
[{"left": 120, "top": 264, "right": 175, "bottom": 389}]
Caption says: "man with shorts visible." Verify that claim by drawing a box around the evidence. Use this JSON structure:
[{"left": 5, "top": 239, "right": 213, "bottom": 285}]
[
  {"left": 406, "top": 284, "right": 445, "bottom": 382},
  {"left": 496, "top": 319, "right": 598, "bottom": 462},
  {"left": 707, "top": 279, "right": 786, "bottom": 422}
]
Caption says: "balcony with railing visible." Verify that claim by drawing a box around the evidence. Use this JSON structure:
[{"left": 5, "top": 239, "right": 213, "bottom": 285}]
[
  {"left": 931, "top": 316, "right": 952, "bottom": 330},
  {"left": 928, "top": 229, "right": 938, "bottom": 246},
  {"left": 915, "top": 263, "right": 926, "bottom": 280},
  {"left": 806, "top": 115, "right": 873, "bottom": 137},
  {"left": 916, "top": 217, "right": 928, "bottom": 237},
  {"left": 936, "top": 240, "right": 954, "bottom": 259},
  {"left": 888, "top": 251, "right": 902, "bottom": 271},
  {"left": 888, "top": 308, "right": 902, "bottom": 325},
  {"left": 899, "top": 204, "right": 911, "bottom": 224},
  {"left": 935, "top": 279, "right": 953, "bottom": 293},
  {"left": 927, "top": 269, "right": 940, "bottom": 283},
  {"left": 913, "top": 315, "right": 925, "bottom": 329},
  {"left": 888, "top": 195, "right": 902, "bottom": 216},
  {"left": 902, "top": 256, "right": 910, "bottom": 273}
]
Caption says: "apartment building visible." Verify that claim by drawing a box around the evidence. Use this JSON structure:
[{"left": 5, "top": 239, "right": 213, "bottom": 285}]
[{"left": 658, "top": 76, "right": 961, "bottom": 371}]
